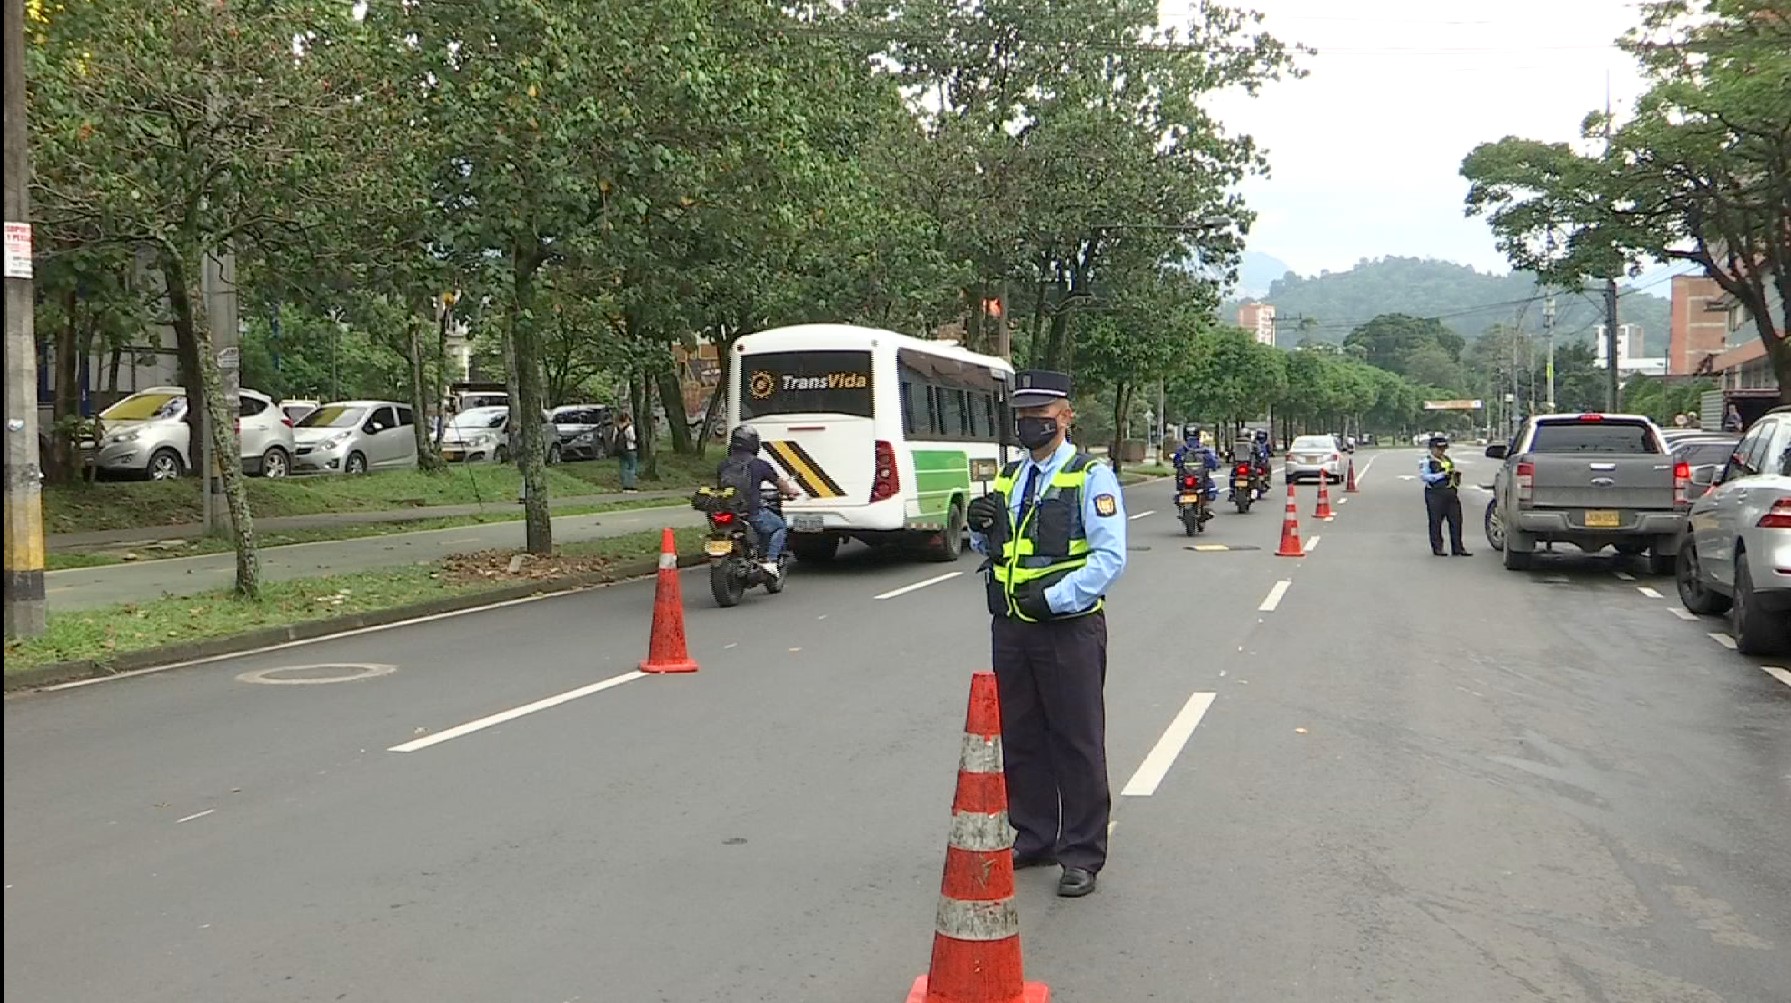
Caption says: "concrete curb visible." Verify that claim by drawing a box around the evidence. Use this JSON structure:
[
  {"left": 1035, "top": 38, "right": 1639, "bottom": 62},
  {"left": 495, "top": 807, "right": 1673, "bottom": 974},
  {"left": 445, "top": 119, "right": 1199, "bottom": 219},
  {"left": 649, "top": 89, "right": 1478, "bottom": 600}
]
[{"left": 6, "top": 551, "right": 707, "bottom": 694}]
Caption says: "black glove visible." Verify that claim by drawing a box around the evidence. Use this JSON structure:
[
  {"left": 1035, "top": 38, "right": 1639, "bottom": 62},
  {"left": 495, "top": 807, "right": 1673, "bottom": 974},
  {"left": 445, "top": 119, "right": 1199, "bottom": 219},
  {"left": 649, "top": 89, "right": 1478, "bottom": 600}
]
[
  {"left": 966, "top": 494, "right": 1004, "bottom": 534},
  {"left": 1013, "top": 579, "right": 1054, "bottom": 621}
]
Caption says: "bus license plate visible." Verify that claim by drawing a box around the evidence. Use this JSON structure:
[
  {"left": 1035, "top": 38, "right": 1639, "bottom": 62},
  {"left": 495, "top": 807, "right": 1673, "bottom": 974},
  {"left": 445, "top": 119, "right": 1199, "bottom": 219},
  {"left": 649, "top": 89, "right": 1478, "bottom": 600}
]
[
  {"left": 1178, "top": 493, "right": 1202, "bottom": 504},
  {"left": 704, "top": 539, "right": 734, "bottom": 557},
  {"left": 791, "top": 515, "right": 824, "bottom": 533},
  {"left": 1584, "top": 510, "right": 1621, "bottom": 528}
]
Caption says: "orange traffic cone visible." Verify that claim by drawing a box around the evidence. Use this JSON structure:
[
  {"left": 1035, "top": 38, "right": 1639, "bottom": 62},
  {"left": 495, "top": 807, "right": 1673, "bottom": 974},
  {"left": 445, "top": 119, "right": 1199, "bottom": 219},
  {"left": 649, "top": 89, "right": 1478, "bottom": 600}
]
[
  {"left": 1345, "top": 456, "right": 1360, "bottom": 493},
  {"left": 1314, "top": 473, "right": 1335, "bottom": 521},
  {"left": 1276, "top": 479, "right": 1304, "bottom": 558},
  {"left": 907, "top": 672, "right": 1050, "bottom": 1003},
  {"left": 639, "top": 528, "right": 698, "bottom": 674}
]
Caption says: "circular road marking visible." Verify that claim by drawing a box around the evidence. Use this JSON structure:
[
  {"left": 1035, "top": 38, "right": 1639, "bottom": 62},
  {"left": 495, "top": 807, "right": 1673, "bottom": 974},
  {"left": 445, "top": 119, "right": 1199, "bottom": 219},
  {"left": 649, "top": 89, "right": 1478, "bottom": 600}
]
[{"left": 236, "top": 663, "right": 398, "bottom": 686}]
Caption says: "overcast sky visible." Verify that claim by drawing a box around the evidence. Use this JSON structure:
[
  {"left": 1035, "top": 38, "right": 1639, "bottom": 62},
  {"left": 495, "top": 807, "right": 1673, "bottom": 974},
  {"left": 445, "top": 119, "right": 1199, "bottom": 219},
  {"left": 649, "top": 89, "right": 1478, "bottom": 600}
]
[{"left": 1166, "top": 0, "right": 1650, "bottom": 277}]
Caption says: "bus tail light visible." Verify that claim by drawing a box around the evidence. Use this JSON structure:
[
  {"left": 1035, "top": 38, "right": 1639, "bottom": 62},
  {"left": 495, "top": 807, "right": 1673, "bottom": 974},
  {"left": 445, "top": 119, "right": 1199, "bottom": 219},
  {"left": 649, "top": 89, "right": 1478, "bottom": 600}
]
[{"left": 871, "top": 440, "right": 899, "bottom": 502}]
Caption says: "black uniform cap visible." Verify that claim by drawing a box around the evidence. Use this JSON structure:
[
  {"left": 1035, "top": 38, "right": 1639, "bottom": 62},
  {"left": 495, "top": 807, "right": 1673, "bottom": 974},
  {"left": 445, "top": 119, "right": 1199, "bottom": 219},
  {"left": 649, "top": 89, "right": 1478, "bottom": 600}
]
[{"left": 1010, "top": 370, "right": 1073, "bottom": 409}]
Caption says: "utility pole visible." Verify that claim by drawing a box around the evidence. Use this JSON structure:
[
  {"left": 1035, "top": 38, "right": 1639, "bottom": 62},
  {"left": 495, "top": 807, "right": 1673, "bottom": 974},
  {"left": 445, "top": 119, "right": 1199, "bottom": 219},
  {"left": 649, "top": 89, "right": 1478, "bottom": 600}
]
[
  {"left": 1544, "top": 295, "right": 1557, "bottom": 412},
  {"left": 3, "top": 0, "right": 46, "bottom": 638}
]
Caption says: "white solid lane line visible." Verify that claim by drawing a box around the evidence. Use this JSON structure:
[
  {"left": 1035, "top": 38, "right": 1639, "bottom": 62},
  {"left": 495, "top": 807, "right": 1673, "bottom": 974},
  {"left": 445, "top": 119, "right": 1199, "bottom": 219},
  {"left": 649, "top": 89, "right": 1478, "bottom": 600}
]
[
  {"left": 874, "top": 571, "right": 963, "bottom": 600},
  {"left": 1121, "top": 691, "right": 1217, "bottom": 797},
  {"left": 1614, "top": 571, "right": 1637, "bottom": 582},
  {"left": 1762, "top": 667, "right": 1791, "bottom": 690},
  {"left": 1303, "top": 535, "right": 1322, "bottom": 554},
  {"left": 1668, "top": 607, "right": 1699, "bottom": 621},
  {"left": 1710, "top": 633, "right": 1739, "bottom": 650},
  {"left": 1129, "top": 510, "right": 1157, "bottom": 521},
  {"left": 175, "top": 809, "right": 215, "bottom": 824},
  {"left": 1355, "top": 454, "right": 1379, "bottom": 484},
  {"left": 1637, "top": 586, "right": 1664, "bottom": 599},
  {"left": 1259, "top": 580, "right": 1293, "bottom": 612},
  {"left": 389, "top": 671, "right": 647, "bottom": 753}
]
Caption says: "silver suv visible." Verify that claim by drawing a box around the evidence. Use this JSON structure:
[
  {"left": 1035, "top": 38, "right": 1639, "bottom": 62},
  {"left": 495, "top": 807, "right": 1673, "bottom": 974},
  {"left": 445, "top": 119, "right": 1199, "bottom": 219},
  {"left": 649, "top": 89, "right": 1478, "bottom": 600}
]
[
  {"left": 1676, "top": 406, "right": 1791, "bottom": 654},
  {"left": 88, "top": 387, "right": 296, "bottom": 480}
]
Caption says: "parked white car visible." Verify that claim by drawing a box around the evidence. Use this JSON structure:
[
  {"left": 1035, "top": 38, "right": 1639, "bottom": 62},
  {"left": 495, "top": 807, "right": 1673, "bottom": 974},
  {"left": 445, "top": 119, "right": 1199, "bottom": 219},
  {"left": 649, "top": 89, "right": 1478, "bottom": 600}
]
[
  {"left": 292, "top": 401, "right": 420, "bottom": 474},
  {"left": 438, "top": 405, "right": 560, "bottom": 464},
  {"left": 1676, "top": 406, "right": 1791, "bottom": 655},
  {"left": 88, "top": 386, "right": 295, "bottom": 480}
]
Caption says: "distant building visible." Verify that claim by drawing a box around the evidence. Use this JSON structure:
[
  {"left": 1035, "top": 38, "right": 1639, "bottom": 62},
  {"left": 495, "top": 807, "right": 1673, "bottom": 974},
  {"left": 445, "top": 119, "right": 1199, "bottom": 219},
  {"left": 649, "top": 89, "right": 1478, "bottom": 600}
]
[
  {"left": 1668, "top": 275, "right": 1729, "bottom": 375},
  {"left": 1710, "top": 285, "right": 1783, "bottom": 393},
  {"left": 1238, "top": 302, "right": 1276, "bottom": 347},
  {"left": 1594, "top": 322, "right": 1666, "bottom": 376}
]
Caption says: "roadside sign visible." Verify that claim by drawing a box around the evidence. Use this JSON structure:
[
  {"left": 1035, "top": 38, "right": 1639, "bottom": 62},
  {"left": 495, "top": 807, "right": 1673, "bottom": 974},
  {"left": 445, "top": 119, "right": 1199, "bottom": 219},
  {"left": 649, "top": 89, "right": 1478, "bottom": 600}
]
[
  {"left": 4, "top": 222, "right": 31, "bottom": 279},
  {"left": 1424, "top": 399, "right": 1484, "bottom": 411},
  {"left": 216, "top": 346, "right": 240, "bottom": 372}
]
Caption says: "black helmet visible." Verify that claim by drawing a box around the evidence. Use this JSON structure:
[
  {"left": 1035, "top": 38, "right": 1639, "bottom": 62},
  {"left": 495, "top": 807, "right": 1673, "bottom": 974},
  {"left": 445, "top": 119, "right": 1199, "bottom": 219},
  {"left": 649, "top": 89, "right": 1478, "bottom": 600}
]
[
  {"left": 1253, "top": 428, "right": 1269, "bottom": 441},
  {"left": 729, "top": 425, "right": 761, "bottom": 454},
  {"left": 1428, "top": 434, "right": 1450, "bottom": 448},
  {"left": 1182, "top": 423, "right": 1201, "bottom": 442}
]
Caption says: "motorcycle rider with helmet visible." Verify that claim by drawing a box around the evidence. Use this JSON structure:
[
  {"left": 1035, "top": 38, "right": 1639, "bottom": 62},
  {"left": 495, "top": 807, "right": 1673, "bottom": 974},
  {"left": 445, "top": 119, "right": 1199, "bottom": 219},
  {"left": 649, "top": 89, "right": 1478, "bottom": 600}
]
[
  {"left": 1250, "top": 428, "right": 1274, "bottom": 498},
  {"left": 716, "top": 425, "right": 801, "bottom": 576},
  {"left": 1171, "top": 424, "right": 1220, "bottom": 504}
]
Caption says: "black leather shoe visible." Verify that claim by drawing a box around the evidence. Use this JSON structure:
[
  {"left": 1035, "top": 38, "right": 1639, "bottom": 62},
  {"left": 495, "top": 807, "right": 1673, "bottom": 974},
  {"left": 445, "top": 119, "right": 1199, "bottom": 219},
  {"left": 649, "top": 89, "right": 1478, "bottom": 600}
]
[
  {"left": 1057, "top": 867, "right": 1097, "bottom": 897},
  {"left": 1432, "top": 550, "right": 1447, "bottom": 557},
  {"left": 1453, "top": 551, "right": 1473, "bottom": 557},
  {"left": 1012, "top": 851, "right": 1056, "bottom": 870}
]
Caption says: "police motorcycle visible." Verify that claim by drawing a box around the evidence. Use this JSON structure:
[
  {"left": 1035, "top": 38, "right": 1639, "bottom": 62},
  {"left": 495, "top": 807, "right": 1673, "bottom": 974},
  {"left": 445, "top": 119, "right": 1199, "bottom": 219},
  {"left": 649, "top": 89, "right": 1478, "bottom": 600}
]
[
  {"left": 1226, "top": 437, "right": 1262, "bottom": 514},
  {"left": 1175, "top": 467, "right": 1215, "bottom": 535},
  {"left": 690, "top": 482, "right": 789, "bottom": 608}
]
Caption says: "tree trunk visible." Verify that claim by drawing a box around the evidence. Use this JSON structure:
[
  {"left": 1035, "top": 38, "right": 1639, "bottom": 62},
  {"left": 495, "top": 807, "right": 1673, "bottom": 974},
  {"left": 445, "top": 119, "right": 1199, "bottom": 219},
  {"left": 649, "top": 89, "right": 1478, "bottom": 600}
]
[
  {"left": 106, "top": 345, "right": 122, "bottom": 392},
  {"left": 164, "top": 248, "right": 259, "bottom": 597},
  {"left": 657, "top": 366, "right": 693, "bottom": 455},
  {"left": 1107, "top": 382, "right": 1130, "bottom": 478},
  {"left": 49, "top": 289, "right": 79, "bottom": 483},
  {"left": 503, "top": 249, "right": 553, "bottom": 555},
  {"left": 408, "top": 311, "right": 442, "bottom": 472},
  {"left": 432, "top": 300, "right": 451, "bottom": 450},
  {"left": 634, "top": 371, "right": 658, "bottom": 480}
]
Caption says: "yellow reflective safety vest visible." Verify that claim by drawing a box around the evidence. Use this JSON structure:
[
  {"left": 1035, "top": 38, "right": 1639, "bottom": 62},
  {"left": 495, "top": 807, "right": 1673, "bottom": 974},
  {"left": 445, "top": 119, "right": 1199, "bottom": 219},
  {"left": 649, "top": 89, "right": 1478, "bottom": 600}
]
[
  {"left": 1428, "top": 454, "right": 1462, "bottom": 489},
  {"left": 987, "top": 452, "right": 1102, "bottom": 622}
]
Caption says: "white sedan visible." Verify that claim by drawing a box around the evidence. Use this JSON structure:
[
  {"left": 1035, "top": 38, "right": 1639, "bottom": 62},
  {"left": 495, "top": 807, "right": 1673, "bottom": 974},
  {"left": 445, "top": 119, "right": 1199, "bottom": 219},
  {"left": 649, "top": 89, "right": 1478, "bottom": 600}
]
[{"left": 1284, "top": 434, "right": 1347, "bottom": 485}]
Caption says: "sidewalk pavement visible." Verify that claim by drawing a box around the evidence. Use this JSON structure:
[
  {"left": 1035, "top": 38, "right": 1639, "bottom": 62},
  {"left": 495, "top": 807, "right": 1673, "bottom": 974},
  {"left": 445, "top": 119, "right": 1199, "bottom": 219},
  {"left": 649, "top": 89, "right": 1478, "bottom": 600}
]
[
  {"left": 48, "top": 489, "right": 688, "bottom": 550},
  {"left": 45, "top": 502, "right": 707, "bottom": 612}
]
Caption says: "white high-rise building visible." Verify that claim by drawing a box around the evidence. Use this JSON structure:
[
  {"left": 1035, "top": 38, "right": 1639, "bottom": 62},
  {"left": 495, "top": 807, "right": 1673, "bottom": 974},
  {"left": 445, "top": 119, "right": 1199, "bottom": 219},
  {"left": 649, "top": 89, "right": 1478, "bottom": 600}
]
[{"left": 1594, "top": 323, "right": 1666, "bottom": 376}]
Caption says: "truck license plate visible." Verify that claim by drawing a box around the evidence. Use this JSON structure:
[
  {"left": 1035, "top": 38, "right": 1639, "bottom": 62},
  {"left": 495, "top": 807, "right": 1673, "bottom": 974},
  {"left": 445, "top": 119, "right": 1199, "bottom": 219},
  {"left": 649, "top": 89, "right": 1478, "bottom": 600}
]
[
  {"left": 1178, "top": 493, "right": 1202, "bottom": 504},
  {"left": 704, "top": 539, "right": 734, "bottom": 557},
  {"left": 790, "top": 515, "right": 824, "bottom": 533},
  {"left": 1584, "top": 509, "right": 1621, "bottom": 528}
]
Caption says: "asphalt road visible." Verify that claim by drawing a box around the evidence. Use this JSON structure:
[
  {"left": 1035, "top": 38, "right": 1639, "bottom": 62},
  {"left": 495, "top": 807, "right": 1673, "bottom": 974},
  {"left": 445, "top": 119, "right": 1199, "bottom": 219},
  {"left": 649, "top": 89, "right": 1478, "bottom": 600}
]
[
  {"left": 44, "top": 503, "right": 707, "bottom": 610},
  {"left": 6, "top": 450, "right": 1788, "bottom": 1002}
]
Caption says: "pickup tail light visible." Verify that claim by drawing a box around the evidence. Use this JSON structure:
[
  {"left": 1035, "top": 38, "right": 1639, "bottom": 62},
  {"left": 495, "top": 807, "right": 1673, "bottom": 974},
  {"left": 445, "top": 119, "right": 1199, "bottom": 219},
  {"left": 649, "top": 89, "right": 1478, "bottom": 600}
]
[
  {"left": 1515, "top": 461, "right": 1535, "bottom": 505},
  {"left": 1759, "top": 499, "right": 1791, "bottom": 529},
  {"left": 1673, "top": 461, "right": 1692, "bottom": 507},
  {"left": 870, "top": 440, "right": 899, "bottom": 503}
]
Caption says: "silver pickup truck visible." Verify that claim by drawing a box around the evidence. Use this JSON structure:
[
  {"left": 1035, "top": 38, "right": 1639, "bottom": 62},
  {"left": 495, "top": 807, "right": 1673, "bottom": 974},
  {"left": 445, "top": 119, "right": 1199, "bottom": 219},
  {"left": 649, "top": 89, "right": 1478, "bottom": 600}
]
[{"left": 1485, "top": 414, "right": 1690, "bottom": 573}]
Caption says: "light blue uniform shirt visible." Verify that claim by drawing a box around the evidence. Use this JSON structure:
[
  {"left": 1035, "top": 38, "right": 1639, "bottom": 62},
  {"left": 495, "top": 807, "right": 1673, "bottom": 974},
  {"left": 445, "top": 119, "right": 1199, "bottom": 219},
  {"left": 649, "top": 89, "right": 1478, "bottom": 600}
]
[
  {"left": 970, "top": 441, "right": 1129, "bottom": 614},
  {"left": 1419, "top": 453, "right": 1452, "bottom": 486}
]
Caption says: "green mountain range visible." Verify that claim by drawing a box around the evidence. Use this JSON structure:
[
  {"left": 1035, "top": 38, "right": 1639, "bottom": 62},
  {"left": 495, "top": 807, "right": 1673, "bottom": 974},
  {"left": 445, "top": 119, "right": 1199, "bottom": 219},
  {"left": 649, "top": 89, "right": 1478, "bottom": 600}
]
[{"left": 1224, "top": 256, "right": 1672, "bottom": 355}]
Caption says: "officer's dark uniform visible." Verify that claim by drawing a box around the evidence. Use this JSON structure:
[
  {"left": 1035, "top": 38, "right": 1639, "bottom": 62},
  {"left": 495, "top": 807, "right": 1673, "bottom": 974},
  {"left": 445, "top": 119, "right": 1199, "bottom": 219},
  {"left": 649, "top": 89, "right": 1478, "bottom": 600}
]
[
  {"left": 1421, "top": 437, "right": 1471, "bottom": 556},
  {"left": 970, "top": 370, "right": 1128, "bottom": 898}
]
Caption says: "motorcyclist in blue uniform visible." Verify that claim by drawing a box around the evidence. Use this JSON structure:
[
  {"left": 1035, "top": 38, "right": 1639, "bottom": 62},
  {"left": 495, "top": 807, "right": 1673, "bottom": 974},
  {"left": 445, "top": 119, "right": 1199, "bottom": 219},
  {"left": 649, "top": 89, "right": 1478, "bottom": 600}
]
[
  {"left": 1249, "top": 428, "right": 1274, "bottom": 499},
  {"left": 1171, "top": 424, "right": 1220, "bottom": 502}
]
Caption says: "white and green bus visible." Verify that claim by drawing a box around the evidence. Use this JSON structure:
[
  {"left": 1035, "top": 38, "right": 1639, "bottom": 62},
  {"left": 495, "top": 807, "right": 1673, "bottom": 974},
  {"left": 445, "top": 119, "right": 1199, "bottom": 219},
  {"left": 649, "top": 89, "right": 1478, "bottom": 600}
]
[{"left": 727, "top": 323, "right": 1015, "bottom": 563}]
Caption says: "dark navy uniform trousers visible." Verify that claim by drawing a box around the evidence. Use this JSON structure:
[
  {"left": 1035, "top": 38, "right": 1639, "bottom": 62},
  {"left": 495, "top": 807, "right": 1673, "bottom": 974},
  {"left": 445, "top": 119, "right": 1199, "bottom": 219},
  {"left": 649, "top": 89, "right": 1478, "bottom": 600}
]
[{"left": 991, "top": 611, "right": 1110, "bottom": 872}]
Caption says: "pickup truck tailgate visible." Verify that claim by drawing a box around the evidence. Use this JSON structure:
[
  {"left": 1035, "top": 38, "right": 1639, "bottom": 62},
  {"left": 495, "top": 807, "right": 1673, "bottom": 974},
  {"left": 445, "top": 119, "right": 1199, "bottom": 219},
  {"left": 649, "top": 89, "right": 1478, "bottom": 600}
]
[{"left": 1527, "top": 454, "right": 1676, "bottom": 510}]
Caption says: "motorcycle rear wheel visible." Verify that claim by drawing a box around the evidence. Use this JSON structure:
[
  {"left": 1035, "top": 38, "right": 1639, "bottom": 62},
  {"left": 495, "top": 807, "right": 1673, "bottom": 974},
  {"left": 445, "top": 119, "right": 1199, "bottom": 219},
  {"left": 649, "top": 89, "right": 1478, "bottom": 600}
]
[
  {"left": 709, "top": 559, "right": 746, "bottom": 607},
  {"left": 1182, "top": 509, "right": 1200, "bottom": 536},
  {"left": 1235, "top": 496, "right": 1252, "bottom": 514}
]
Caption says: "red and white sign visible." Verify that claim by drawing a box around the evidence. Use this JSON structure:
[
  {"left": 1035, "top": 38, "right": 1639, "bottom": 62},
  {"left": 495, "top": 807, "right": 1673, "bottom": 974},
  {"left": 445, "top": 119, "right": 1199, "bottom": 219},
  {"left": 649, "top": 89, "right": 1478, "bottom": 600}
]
[{"left": 3, "top": 222, "right": 31, "bottom": 279}]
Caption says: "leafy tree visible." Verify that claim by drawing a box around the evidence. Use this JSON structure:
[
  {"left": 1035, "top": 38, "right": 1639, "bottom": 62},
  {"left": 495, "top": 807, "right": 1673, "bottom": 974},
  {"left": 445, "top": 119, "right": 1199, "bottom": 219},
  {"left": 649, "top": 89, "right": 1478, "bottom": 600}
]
[{"left": 1462, "top": 0, "right": 1791, "bottom": 403}]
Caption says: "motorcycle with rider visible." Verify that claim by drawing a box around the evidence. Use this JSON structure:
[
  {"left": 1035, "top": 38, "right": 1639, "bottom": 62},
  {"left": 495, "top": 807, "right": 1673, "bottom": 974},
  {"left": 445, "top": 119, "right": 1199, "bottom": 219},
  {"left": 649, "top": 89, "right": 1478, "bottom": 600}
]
[{"left": 1171, "top": 424, "right": 1220, "bottom": 535}]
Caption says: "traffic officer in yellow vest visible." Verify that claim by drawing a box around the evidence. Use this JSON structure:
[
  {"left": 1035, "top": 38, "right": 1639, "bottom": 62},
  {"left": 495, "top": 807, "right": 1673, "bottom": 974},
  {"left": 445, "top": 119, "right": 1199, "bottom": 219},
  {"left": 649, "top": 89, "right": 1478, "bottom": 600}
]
[
  {"left": 1421, "top": 434, "right": 1472, "bottom": 557},
  {"left": 965, "top": 370, "right": 1128, "bottom": 898}
]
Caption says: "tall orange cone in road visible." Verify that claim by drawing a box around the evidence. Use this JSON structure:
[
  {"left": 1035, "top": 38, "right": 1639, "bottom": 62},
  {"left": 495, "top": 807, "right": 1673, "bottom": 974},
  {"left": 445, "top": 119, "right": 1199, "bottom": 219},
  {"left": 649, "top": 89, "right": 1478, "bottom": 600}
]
[
  {"left": 1276, "top": 479, "right": 1305, "bottom": 558},
  {"left": 1345, "top": 456, "right": 1360, "bottom": 493},
  {"left": 907, "top": 672, "right": 1050, "bottom": 1003},
  {"left": 639, "top": 528, "right": 698, "bottom": 674},
  {"left": 1314, "top": 473, "right": 1336, "bottom": 521}
]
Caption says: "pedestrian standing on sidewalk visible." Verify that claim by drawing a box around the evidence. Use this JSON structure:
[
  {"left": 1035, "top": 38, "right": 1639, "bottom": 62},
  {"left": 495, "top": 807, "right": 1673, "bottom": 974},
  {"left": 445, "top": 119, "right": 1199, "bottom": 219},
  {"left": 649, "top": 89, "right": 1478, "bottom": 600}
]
[
  {"left": 1420, "top": 434, "right": 1471, "bottom": 557},
  {"left": 616, "top": 412, "right": 640, "bottom": 492},
  {"left": 965, "top": 369, "right": 1127, "bottom": 899}
]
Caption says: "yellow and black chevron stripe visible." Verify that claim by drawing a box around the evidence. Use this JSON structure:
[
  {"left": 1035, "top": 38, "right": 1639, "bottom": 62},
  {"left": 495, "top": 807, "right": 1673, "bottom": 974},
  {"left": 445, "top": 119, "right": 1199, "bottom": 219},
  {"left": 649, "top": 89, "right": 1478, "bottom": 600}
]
[{"left": 766, "top": 439, "right": 846, "bottom": 499}]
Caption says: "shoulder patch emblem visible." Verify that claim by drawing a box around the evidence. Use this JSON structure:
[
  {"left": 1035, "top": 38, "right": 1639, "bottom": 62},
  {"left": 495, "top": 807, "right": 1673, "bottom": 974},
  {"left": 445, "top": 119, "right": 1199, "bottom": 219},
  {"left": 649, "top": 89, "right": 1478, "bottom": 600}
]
[{"left": 1093, "top": 493, "right": 1118, "bottom": 517}]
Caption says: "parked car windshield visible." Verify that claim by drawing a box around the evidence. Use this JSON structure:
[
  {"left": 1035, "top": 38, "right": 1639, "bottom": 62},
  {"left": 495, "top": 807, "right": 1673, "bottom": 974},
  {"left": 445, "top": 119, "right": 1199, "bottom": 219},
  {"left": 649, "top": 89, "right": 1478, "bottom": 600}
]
[
  {"left": 1529, "top": 421, "right": 1659, "bottom": 454},
  {"left": 101, "top": 392, "right": 183, "bottom": 422},
  {"left": 450, "top": 408, "right": 508, "bottom": 431},
  {"left": 297, "top": 405, "right": 366, "bottom": 429}
]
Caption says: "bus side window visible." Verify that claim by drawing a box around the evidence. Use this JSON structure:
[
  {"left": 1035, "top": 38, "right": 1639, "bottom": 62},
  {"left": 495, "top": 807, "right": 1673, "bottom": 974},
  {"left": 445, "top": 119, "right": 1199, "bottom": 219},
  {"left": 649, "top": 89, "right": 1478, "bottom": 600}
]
[
  {"left": 900, "top": 379, "right": 918, "bottom": 435},
  {"left": 925, "top": 385, "right": 943, "bottom": 438}
]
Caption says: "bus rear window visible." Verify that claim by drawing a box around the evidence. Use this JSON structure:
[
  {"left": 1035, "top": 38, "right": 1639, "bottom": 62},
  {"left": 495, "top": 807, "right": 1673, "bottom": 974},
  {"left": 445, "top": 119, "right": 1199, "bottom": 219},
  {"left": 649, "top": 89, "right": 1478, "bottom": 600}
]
[{"left": 740, "top": 350, "right": 874, "bottom": 419}]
